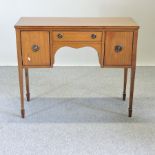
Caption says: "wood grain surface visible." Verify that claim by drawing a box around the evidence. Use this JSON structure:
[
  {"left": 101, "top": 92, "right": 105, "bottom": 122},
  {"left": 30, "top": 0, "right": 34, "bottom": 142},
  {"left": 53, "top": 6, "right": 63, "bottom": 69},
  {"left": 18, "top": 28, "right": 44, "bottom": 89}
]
[
  {"left": 104, "top": 32, "right": 133, "bottom": 66},
  {"left": 21, "top": 31, "right": 50, "bottom": 66},
  {"left": 15, "top": 17, "right": 139, "bottom": 28},
  {"left": 53, "top": 31, "right": 102, "bottom": 42}
]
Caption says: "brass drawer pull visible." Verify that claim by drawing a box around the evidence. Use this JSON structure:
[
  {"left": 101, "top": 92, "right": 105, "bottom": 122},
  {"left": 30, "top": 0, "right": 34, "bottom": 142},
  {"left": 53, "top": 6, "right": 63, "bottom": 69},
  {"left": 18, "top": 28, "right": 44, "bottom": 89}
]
[
  {"left": 57, "top": 33, "right": 63, "bottom": 39},
  {"left": 91, "top": 34, "right": 97, "bottom": 39},
  {"left": 115, "top": 45, "right": 123, "bottom": 53},
  {"left": 32, "top": 45, "right": 40, "bottom": 52}
]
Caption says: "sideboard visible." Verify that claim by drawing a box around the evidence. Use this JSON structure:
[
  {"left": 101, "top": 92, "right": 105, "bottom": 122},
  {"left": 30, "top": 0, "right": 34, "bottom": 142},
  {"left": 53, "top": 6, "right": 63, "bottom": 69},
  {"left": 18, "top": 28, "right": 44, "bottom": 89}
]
[{"left": 15, "top": 17, "right": 139, "bottom": 118}]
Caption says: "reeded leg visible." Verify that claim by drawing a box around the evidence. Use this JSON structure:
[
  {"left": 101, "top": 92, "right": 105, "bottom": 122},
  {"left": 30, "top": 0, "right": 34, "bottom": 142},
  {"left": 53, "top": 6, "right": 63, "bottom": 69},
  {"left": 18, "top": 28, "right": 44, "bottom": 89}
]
[
  {"left": 25, "top": 68, "right": 30, "bottom": 101},
  {"left": 18, "top": 67, "right": 25, "bottom": 118},
  {"left": 128, "top": 67, "right": 136, "bottom": 117},
  {"left": 123, "top": 68, "right": 128, "bottom": 101}
]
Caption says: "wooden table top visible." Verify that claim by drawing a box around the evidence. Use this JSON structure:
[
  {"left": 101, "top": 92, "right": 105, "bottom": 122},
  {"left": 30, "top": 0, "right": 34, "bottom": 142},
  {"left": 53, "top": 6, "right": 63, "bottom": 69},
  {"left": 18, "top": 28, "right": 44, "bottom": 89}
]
[{"left": 15, "top": 17, "right": 139, "bottom": 28}]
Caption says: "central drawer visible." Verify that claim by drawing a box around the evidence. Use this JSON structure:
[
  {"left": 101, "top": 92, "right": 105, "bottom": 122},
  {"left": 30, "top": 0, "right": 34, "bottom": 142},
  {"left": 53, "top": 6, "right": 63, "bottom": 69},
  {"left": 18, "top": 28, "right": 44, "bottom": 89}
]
[{"left": 53, "top": 31, "right": 102, "bottom": 42}]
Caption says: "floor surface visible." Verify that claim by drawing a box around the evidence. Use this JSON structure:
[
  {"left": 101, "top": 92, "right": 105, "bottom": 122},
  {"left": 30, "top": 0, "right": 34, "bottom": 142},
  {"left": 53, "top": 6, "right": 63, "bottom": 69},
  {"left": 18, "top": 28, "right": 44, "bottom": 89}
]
[{"left": 0, "top": 67, "right": 155, "bottom": 155}]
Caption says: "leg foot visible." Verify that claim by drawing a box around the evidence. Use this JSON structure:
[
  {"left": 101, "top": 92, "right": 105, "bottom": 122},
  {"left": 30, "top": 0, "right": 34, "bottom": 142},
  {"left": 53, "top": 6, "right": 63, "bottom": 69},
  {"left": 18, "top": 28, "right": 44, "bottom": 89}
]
[
  {"left": 21, "top": 109, "right": 25, "bottom": 118},
  {"left": 26, "top": 93, "right": 30, "bottom": 102},
  {"left": 128, "top": 108, "right": 132, "bottom": 117},
  {"left": 123, "top": 93, "right": 126, "bottom": 101}
]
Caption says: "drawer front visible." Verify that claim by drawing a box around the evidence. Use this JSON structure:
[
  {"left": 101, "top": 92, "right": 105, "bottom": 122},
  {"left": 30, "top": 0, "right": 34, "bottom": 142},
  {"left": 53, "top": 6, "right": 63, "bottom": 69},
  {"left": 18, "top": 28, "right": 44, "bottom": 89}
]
[
  {"left": 53, "top": 31, "right": 102, "bottom": 42},
  {"left": 104, "top": 32, "right": 133, "bottom": 66},
  {"left": 21, "top": 31, "right": 50, "bottom": 66}
]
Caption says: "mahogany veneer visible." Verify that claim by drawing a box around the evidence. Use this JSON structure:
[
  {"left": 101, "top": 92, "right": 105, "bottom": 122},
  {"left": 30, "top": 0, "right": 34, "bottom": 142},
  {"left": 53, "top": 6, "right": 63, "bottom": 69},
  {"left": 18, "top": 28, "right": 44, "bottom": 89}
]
[{"left": 15, "top": 17, "right": 139, "bottom": 118}]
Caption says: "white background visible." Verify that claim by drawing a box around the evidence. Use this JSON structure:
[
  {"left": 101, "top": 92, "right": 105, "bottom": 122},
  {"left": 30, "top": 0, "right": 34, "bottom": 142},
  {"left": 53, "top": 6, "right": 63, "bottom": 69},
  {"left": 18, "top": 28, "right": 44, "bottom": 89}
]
[{"left": 0, "top": 0, "right": 155, "bottom": 66}]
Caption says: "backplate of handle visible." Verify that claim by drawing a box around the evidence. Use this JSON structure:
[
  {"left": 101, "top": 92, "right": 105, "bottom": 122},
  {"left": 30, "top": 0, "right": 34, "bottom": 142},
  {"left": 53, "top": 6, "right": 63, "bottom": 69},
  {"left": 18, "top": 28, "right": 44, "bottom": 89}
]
[
  {"left": 91, "top": 34, "right": 97, "bottom": 39},
  {"left": 57, "top": 33, "right": 63, "bottom": 39},
  {"left": 32, "top": 45, "right": 40, "bottom": 52},
  {"left": 115, "top": 45, "right": 123, "bottom": 53}
]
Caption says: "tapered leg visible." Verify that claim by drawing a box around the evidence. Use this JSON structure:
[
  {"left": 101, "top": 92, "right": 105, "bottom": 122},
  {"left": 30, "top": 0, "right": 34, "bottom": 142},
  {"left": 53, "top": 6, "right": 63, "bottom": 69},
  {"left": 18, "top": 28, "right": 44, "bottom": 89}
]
[
  {"left": 18, "top": 67, "right": 25, "bottom": 118},
  {"left": 123, "top": 68, "right": 128, "bottom": 101},
  {"left": 25, "top": 68, "right": 30, "bottom": 101},
  {"left": 128, "top": 67, "right": 136, "bottom": 117}
]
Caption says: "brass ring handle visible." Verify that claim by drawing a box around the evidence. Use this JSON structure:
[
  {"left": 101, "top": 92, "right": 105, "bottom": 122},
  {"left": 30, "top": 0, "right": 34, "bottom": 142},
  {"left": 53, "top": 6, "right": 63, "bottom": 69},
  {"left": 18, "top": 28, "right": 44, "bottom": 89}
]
[
  {"left": 57, "top": 33, "right": 63, "bottom": 39},
  {"left": 32, "top": 45, "right": 40, "bottom": 52},
  {"left": 91, "top": 34, "right": 97, "bottom": 39},
  {"left": 115, "top": 45, "right": 123, "bottom": 53}
]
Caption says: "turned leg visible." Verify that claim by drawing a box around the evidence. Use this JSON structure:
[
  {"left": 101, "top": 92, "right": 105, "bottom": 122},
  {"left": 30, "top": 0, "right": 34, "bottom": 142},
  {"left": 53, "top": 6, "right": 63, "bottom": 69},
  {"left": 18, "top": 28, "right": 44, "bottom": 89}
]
[
  {"left": 128, "top": 67, "right": 136, "bottom": 117},
  {"left": 18, "top": 67, "right": 25, "bottom": 118},
  {"left": 123, "top": 68, "right": 128, "bottom": 101},
  {"left": 25, "top": 68, "right": 30, "bottom": 101}
]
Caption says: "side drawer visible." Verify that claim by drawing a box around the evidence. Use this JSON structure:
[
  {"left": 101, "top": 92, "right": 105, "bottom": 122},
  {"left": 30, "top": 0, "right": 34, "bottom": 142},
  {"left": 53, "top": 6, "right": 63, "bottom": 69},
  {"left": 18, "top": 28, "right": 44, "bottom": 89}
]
[
  {"left": 104, "top": 32, "right": 133, "bottom": 66},
  {"left": 53, "top": 31, "right": 102, "bottom": 42},
  {"left": 21, "top": 31, "right": 50, "bottom": 66}
]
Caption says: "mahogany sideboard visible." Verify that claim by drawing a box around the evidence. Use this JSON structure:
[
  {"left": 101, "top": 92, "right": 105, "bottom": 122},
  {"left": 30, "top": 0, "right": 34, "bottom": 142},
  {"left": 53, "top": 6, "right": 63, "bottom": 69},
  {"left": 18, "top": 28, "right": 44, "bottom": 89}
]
[{"left": 15, "top": 17, "right": 139, "bottom": 118}]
